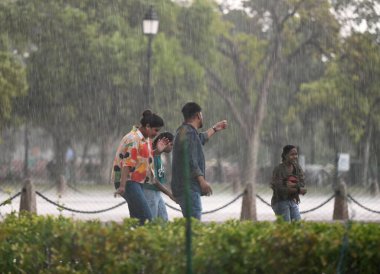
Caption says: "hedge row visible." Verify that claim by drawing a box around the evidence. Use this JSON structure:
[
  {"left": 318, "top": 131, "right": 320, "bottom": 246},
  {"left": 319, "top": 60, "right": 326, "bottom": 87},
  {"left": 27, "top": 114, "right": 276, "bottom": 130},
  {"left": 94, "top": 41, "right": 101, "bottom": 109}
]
[{"left": 0, "top": 213, "right": 379, "bottom": 273}]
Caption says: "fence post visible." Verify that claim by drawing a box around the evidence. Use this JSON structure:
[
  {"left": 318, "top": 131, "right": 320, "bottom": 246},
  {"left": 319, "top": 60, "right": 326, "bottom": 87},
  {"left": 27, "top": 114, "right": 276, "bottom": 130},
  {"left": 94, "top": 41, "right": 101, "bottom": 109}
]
[
  {"left": 240, "top": 183, "right": 254, "bottom": 220},
  {"left": 333, "top": 179, "right": 348, "bottom": 220},
  {"left": 19, "top": 179, "right": 37, "bottom": 213}
]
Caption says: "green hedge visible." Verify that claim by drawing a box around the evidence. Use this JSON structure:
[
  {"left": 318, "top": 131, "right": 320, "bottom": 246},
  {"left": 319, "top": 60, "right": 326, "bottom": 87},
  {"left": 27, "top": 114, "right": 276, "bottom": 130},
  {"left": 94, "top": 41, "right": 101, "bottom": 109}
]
[{"left": 0, "top": 213, "right": 379, "bottom": 273}]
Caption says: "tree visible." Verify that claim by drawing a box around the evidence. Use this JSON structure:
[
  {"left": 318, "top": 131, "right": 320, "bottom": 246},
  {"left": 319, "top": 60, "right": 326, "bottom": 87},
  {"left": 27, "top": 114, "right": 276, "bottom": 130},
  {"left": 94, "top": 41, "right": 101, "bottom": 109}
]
[
  {"left": 0, "top": 51, "right": 27, "bottom": 132},
  {"left": 4, "top": 0, "right": 98, "bottom": 182},
  {"left": 0, "top": 2, "right": 28, "bottom": 132},
  {"left": 4, "top": 0, "right": 211, "bottom": 184},
  {"left": 333, "top": 0, "right": 380, "bottom": 35},
  {"left": 179, "top": 0, "right": 340, "bottom": 219},
  {"left": 296, "top": 32, "right": 380, "bottom": 185}
]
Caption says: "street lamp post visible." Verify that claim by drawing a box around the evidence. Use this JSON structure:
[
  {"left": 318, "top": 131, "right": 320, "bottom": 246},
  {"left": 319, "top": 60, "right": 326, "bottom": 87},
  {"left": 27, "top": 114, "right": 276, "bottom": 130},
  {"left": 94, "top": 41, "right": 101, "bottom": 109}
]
[
  {"left": 23, "top": 123, "right": 29, "bottom": 178},
  {"left": 14, "top": 50, "right": 31, "bottom": 179},
  {"left": 142, "top": 5, "right": 159, "bottom": 108}
]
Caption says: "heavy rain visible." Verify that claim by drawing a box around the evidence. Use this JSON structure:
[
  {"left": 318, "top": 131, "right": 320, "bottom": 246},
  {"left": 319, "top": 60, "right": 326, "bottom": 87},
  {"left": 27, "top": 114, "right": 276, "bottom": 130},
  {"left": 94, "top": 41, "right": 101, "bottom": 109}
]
[{"left": 1, "top": 0, "right": 379, "bottom": 223}]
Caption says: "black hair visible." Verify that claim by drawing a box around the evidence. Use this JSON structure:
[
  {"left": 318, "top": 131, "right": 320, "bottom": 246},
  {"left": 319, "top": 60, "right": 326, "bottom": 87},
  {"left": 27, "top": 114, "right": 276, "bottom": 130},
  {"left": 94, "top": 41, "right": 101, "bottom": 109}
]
[
  {"left": 152, "top": 131, "right": 174, "bottom": 149},
  {"left": 181, "top": 102, "right": 202, "bottom": 121},
  {"left": 140, "top": 109, "right": 164, "bottom": 128},
  {"left": 281, "top": 145, "right": 296, "bottom": 162}
]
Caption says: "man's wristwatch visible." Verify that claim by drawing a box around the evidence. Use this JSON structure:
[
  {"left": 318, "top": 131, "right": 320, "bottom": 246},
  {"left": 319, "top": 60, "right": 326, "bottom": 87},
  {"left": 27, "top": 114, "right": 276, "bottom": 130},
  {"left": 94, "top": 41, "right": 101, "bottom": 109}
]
[{"left": 212, "top": 126, "right": 217, "bottom": 133}]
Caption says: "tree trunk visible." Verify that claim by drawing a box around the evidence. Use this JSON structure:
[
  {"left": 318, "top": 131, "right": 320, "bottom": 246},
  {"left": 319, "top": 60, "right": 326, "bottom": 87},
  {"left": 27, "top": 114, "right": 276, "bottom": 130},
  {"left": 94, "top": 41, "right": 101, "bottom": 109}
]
[
  {"left": 79, "top": 142, "right": 89, "bottom": 170},
  {"left": 240, "top": 138, "right": 257, "bottom": 220},
  {"left": 240, "top": 138, "right": 254, "bottom": 185},
  {"left": 53, "top": 135, "right": 67, "bottom": 187},
  {"left": 99, "top": 136, "right": 114, "bottom": 184},
  {"left": 241, "top": 46, "right": 277, "bottom": 220},
  {"left": 362, "top": 121, "right": 373, "bottom": 186},
  {"left": 310, "top": 124, "right": 316, "bottom": 164},
  {"left": 215, "top": 151, "right": 224, "bottom": 183}
]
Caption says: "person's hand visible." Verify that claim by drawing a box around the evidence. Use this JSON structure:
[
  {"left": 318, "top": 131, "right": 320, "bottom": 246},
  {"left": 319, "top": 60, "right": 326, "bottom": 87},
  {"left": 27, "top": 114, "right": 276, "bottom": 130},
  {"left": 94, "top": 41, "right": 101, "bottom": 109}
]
[
  {"left": 300, "top": 188, "right": 307, "bottom": 195},
  {"left": 169, "top": 193, "right": 178, "bottom": 204},
  {"left": 213, "top": 120, "right": 228, "bottom": 132},
  {"left": 200, "top": 180, "right": 213, "bottom": 196},
  {"left": 156, "top": 137, "right": 170, "bottom": 153},
  {"left": 286, "top": 181, "right": 298, "bottom": 188},
  {"left": 114, "top": 185, "right": 125, "bottom": 197}
]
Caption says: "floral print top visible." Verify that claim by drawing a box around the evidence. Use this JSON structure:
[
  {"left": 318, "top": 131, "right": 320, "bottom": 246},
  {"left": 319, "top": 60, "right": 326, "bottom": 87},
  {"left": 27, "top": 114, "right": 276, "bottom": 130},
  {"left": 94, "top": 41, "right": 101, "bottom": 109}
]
[{"left": 111, "top": 126, "right": 154, "bottom": 184}]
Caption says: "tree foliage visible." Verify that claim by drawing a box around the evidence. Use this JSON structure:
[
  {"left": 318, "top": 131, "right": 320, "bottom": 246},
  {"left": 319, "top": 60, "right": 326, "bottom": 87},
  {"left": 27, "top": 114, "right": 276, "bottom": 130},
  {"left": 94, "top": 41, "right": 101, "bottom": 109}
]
[
  {"left": 0, "top": 0, "right": 378, "bottom": 189},
  {"left": 295, "top": 32, "right": 380, "bottom": 144},
  {"left": 0, "top": 51, "right": 27, "bottom": 132}
]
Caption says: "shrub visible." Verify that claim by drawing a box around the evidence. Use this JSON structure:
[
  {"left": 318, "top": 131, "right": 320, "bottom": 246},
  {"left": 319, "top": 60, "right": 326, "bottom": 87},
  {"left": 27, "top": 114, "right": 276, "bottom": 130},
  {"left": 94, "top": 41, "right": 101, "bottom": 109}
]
[{"left": 0, "top": 213, "right": 379, "bottom": 273}]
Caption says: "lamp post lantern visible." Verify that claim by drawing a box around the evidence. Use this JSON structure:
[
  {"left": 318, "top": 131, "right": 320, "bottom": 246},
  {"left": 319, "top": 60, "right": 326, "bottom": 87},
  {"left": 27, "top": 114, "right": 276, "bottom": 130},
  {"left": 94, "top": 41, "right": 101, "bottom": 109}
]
[{"left": 142, "top": 5, "right": 159, "bottom": 108}]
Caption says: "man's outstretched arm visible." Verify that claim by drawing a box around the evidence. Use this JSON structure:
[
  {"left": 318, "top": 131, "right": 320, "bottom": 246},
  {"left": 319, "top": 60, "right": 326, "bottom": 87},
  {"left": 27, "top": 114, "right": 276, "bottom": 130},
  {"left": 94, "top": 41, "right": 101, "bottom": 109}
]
[{"left": 206, "top": 120, "right": 228, "bottom": 138}]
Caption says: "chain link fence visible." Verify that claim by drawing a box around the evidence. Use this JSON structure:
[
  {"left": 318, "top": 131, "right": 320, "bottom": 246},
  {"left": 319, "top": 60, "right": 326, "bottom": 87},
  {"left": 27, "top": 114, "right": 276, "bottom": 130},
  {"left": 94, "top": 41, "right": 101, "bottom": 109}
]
[{"left": 1, "top": 180, "right": 379, "bottom": 222}]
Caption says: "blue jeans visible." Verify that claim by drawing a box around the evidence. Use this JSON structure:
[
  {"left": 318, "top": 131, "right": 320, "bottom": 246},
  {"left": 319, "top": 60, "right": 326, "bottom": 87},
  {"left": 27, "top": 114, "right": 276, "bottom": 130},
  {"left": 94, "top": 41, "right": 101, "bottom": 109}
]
[
  {"left": 271, "top": 200, "right": 301, "bottom": 222},
  {"left": 115, "top": 181, "right": 152, "bottom": 225},
  {"left": 177, "top": 191, "right": 202, "bottom": 220},
  {"left": 143, "top": 189, "right": 168, "bottom": 221}
]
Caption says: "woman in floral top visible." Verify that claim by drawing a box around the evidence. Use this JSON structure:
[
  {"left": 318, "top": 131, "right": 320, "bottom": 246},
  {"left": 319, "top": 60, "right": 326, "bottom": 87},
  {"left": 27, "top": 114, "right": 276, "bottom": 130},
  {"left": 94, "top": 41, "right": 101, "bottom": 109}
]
[{"left": 112, "top": 110, "right": 169, "bottom": 225}]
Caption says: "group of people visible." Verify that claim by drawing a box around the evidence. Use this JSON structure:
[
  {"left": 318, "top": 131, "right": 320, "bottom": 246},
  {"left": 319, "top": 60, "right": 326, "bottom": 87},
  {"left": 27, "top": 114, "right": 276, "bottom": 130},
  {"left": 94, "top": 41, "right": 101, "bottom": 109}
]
[
  {"left": 111, "top": 102, "right": 227, "bottom": 224},
  {"left": 111, "top": 101, "right": 307, "bottom": 224}
]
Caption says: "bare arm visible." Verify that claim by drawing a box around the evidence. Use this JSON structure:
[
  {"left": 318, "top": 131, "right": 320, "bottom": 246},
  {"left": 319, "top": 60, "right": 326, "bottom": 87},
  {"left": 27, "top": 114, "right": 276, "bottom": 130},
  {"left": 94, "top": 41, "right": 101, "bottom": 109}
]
[
  {"left": 206, "top": 120, "right": 228, "bottom": 138},
  {"left": 197, "top": 175, "right": 212, "bottom": 196},
  {"left": 115, "top": 166, "right": 130, "bottom": 195},
  {"left": 152, "top": 178, "right": 176, "bottom": 202}
]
